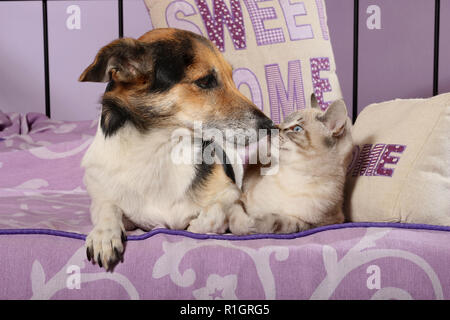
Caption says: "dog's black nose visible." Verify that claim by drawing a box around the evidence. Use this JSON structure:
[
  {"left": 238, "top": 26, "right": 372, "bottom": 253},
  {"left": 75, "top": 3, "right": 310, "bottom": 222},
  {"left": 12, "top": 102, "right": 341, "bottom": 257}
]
[
  {"left": 252, "top": 108, "right": 276, "bottom": 131},
  {"left": 258, "top": 117, "right": 276, "bottom": 131}
]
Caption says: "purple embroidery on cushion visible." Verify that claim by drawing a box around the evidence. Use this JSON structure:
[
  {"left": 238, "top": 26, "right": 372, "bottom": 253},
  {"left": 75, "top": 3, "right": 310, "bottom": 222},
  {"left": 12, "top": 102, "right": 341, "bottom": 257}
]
[
  {"left": 364, "top": 144, "right": 385, "bottom": 176},
  {"left": 233, "top": 68, "right": 264, "bottom": 111},
  {"left": 315, "top": 0, "right": 329, "bottom": 40},
  {"left": 195, "top": 0, "right": 246, "bottom": 52},
  {"left": 349, "top": 144, "right": 407, "bottom": 177},
  {"left": 279, "top": 0, "right": 314, "bottom": 41},
  {"left": 376, "top": 144, "right": 406, "bottom": 177},
  {"left": 242, "top": 0, "right": 285, "bottom": 46},
  {"left": 166, "top": 0, "right": 204, "bottom": 36},
  {"left": 351, "top": 144, "right": 377, "bottom": 176},
  {"left": 310, "top": 57, "right": 332, "bottom": 110},
  {"left": 265, "top": 60, "right": 306, "bottom": 124}
]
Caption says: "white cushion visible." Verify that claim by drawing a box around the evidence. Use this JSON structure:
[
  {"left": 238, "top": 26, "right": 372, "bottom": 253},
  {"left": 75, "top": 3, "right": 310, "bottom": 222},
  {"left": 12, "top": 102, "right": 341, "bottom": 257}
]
[{"left": 345, "top": 93, "right": 450, "bottom": 226}]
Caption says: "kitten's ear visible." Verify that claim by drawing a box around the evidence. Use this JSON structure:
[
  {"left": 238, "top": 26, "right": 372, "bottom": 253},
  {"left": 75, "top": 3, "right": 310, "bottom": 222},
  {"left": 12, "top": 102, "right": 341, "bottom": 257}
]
[
  {"left": 311, "top": 93, "right": 319, "bottom": 109},
  {"left": 318, "top": 99, "right": 348, "bottom": 137}
]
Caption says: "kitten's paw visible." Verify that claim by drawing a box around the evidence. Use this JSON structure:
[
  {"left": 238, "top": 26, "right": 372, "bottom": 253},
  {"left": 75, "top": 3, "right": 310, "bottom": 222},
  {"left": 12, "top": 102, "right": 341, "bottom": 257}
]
[
  {"left": 255, "top": 214, "right": 311, "bottom": 234},
  {"left": 86, "top": 224, "right": 126, "bottom": 271},
  {"left": 187, "top": 205, "right": 228, "bottom": 234},
  {"left": 187, "top": 218, "right": 228, "bottom": 234},
  {"left": 229, "top": 206, "right": 257, "bottom": 235},
  {"left": 229, "top": 216, "right": 257, "bottom": 235}
]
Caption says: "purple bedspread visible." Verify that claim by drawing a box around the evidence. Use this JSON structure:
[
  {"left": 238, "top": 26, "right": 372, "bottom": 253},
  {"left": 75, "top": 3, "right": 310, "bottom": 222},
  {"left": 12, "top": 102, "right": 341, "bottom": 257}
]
[{"left": 0, "top": 111, "right": 449, "bottom": 300}]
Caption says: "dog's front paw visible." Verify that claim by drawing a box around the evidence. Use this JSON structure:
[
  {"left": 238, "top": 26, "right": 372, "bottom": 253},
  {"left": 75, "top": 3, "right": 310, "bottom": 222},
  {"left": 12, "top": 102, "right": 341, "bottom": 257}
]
[{"left": 86, "top": 225, "right": 126, "bottom": 271}]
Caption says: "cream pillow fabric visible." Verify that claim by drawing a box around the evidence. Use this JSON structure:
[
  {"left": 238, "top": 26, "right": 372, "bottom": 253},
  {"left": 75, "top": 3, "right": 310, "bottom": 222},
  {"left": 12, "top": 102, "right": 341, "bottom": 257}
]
[
  {"left": 345, "top": 93, "right": 450, "bottom": 226},
  {"left": 144, "top": 0, "right": 342, "bottom": 123}
]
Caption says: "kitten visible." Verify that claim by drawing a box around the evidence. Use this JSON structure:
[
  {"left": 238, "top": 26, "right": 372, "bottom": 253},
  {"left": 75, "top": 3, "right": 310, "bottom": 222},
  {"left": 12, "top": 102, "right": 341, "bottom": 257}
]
[{"left": 241, "top": 99, "right": 353, "bottom": 233}]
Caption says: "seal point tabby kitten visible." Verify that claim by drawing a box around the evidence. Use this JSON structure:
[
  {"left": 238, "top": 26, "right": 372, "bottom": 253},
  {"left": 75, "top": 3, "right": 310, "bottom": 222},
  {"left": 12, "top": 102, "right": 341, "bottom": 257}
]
[{"left": 241, "top": 98, "right": 353, "bottom": 234}]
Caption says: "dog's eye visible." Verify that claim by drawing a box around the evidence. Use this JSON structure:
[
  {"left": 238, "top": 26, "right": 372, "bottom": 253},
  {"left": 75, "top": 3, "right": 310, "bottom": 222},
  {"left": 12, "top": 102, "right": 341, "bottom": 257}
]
[{"left": 195, "top": 74, "right": 217, "bottom": 89}]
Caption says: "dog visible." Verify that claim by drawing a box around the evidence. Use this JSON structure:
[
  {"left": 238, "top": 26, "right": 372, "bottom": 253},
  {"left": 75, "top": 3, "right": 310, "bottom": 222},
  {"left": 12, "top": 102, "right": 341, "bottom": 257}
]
[{"left": 79, "top": 28, "right": 274, "bottom": 270}]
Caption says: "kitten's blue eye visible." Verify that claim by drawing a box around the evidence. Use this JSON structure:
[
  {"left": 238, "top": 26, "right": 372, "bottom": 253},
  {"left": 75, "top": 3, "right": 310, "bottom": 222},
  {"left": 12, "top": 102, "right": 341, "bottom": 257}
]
[{"left": 293, "top": 125, "right": 303, "bottom": 132}]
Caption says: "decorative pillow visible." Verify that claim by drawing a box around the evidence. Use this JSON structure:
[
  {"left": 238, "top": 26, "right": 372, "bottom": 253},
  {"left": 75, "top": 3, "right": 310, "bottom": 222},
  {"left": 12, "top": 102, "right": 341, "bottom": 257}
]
[
  {"left": 344, "top": 93, "right": 450, "bottom": 226},
  {"left": 143, "top": 0, "right": 342, "bottom": 123}
]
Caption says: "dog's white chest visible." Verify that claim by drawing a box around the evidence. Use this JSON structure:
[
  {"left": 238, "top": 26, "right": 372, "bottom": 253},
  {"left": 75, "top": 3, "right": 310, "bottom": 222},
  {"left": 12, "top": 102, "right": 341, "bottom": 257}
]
[{"left": 82, "top": 125, "right": 199, "bottom": 230}]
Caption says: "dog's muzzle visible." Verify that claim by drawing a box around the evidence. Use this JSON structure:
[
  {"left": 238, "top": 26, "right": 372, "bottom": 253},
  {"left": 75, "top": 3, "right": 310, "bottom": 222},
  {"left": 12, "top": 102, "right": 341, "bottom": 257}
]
[{"left": 251, "top": 108, "right": 276, "bottom": 132}]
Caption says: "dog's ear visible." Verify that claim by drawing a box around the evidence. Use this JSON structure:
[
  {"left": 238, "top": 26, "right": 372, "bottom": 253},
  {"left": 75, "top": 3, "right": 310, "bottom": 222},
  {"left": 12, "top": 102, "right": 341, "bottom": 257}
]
[{"left": 79, "top": 38, "right": 146, "bottom": 83}]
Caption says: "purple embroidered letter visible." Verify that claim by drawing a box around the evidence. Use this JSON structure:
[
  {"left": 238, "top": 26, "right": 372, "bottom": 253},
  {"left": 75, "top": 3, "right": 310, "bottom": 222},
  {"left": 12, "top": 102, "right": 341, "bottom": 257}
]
[
  {"left": 243, "top": 0, "right": 285, "bottom": 46},
  {"left": 315, "top": 0, "right": 329, "bottom": 40},
  {"left": 310, "top": 57, "right": 332, "bottom": 110},
  {"left": 376, "top": 144, "right": 406, "bottom": 177},
  {"left": 233, "top": 68, "right": 264, "bottom": 111},
  {"left": 265, "top": 60, "right": 306, "bottom": 124},
  {"left": 166, "top": 1, "right": 204, "bottom": 36},
  {"left": 195, "top": 0, "right": 246, "bottom": 51},
  {"left": 279, "top": 0, "right": 314, "bottom": 41},
  {"left": 351, "top": 144, "right": 385, "bottom": 176}
]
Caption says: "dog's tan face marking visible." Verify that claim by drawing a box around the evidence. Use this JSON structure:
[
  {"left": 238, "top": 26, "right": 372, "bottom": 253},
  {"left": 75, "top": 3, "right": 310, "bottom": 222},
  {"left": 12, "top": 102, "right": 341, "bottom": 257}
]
[{"left": 79, "top": 28, "right": 273, "bottom": 138}]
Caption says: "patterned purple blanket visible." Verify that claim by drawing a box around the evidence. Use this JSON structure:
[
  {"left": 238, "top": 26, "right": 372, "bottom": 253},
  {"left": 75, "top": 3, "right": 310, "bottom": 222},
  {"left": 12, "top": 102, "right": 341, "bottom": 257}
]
[{"left": 0, "top": 112, "right": 449, "bottom": 300}]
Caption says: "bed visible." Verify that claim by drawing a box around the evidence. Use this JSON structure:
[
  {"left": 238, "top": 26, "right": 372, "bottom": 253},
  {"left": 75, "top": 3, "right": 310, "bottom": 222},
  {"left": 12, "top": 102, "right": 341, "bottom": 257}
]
[{"left": 0, "top": 111, "right": 449, "bottom": 300}]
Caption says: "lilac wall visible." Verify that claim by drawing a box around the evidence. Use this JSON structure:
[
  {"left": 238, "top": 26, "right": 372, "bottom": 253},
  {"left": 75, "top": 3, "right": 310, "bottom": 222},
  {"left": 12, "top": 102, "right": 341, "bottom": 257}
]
[
  {"left": 439, "top": 0, "right": 450, "bottom": 94},
  {"left": 325, "top": 0, "right": 354, "bottom": 120},
  {"left": 47, "top": 0, "right": 118, "bottom": 121},
  {"left": 0, "top": 1, "right": 46, "bottom": 115},
  {"left": 358, "top": 0, "right": 435, "bottom": 112},
  {"left": 124, "top": 0, "right": 153, "bottom": 38}
]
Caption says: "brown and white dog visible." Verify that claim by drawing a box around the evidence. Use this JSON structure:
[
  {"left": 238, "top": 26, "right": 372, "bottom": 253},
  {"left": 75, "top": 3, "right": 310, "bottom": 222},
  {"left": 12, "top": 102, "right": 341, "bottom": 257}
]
[{"left": 79, "top": 28, "right": 274, "bottom": 270}]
